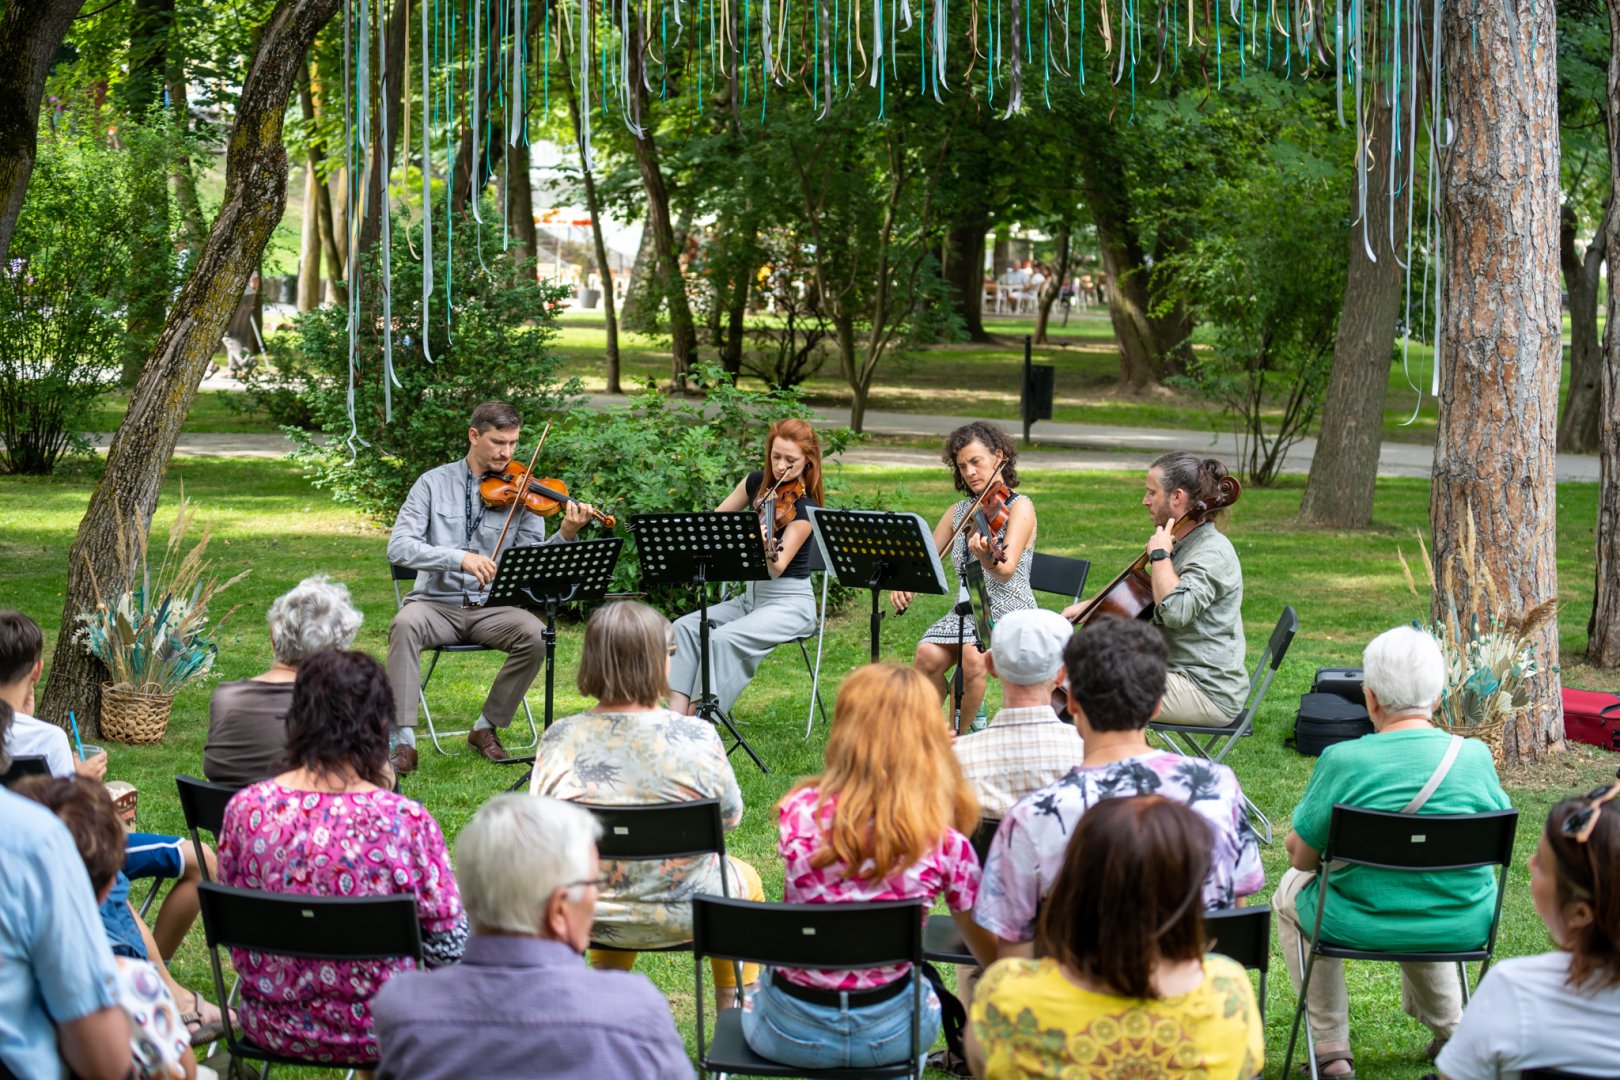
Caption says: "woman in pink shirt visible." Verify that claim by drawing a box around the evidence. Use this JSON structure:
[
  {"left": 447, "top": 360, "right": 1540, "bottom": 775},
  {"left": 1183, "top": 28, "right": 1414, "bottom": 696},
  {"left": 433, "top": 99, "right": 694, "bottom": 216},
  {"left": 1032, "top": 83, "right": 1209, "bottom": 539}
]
[{"left": 743, "top": 664, "right": 996, "bottom": 1070}]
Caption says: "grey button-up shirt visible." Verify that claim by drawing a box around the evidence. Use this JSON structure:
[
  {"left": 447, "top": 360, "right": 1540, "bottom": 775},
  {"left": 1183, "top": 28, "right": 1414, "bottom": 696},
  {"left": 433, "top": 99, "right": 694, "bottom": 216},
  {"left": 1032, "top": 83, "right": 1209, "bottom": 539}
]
[
  {"left": 386, "top": 458, "right": 570, "bottom": 605},
  {"left": 1152, "top": 520, "right": 1249, "bottom": 718},
  {"left": 370, "top": 935, "right": 694, "bottom": 1080}
]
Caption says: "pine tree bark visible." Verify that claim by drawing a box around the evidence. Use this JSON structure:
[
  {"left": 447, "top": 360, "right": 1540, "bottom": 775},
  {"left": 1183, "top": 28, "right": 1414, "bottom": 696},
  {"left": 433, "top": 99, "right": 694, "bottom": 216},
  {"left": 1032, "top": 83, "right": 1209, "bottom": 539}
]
[
  {"left": 1300, "top": 99, "right": 1409, "bottom": 528},
  {"left": 1558, "top": 200, "right": 1607, "bottom": 454},
  {"left": 37, "top": 0, "right": 345, "bottom": 739},
  {"left": 1589, "top": 0, "right": 1620, "bottom": 668},
  {"left": 0, "top": 0, "right": 85, "bottom": 266},
  {"left": 1431, "top": 0, "right": 1564, "bottom": 761}
]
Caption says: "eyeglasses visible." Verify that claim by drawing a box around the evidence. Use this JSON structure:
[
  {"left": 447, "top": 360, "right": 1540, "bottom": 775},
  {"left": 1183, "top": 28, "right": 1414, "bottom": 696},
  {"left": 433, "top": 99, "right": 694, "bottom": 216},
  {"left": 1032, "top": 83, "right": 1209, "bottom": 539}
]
[
  {"left": 1562, "top": 768, "right": 1620, "bottom": 845},
  {"left": 563, "top": 875, "right": 609, "bottom": 894}
]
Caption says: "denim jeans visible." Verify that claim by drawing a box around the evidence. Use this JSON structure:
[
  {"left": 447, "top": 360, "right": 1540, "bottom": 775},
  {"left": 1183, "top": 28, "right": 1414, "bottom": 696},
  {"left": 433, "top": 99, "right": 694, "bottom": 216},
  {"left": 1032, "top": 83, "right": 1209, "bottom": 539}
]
[{"left": 741, "top": 969, "right": 940, "bottom": 1073}]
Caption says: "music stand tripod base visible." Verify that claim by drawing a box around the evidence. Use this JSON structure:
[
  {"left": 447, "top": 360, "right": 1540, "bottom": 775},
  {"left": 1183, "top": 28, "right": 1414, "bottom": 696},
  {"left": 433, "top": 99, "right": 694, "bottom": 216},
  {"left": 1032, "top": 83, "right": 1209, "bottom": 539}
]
[
  {"left": 483, "top": 537, "right": 624, "bottom": 792},
  {"left": 806, "top": 508, "right": 947, "bottom": 663},
  {"left": 629, "top": 511, "right": 772, "bottom": 774}
]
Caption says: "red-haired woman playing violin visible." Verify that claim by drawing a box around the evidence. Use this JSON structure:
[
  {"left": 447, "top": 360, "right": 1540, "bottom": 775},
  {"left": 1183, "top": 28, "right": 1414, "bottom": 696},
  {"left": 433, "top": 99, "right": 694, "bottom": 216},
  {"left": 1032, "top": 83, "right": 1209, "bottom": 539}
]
[{"left": 889, "top": 421, "right": 1037, "bottom": 735}]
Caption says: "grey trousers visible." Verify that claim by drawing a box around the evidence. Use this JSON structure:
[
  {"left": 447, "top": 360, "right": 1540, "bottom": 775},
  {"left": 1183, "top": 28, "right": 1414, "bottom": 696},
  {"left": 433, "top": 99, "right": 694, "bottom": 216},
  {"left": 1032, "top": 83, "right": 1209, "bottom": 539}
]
[
  {"left": 386, "top": 599, "right": 545, "bottom": 730},
  {"left": 669, "top": 577, "right": 817, "bottom": 714}
]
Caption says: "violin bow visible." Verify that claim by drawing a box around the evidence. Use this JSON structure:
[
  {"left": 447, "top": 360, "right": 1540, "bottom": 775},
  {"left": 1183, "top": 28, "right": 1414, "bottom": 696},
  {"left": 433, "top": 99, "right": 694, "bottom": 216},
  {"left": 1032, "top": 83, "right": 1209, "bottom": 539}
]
[{"left": 481, "top": 420, "right": 551, "bottom": 598}]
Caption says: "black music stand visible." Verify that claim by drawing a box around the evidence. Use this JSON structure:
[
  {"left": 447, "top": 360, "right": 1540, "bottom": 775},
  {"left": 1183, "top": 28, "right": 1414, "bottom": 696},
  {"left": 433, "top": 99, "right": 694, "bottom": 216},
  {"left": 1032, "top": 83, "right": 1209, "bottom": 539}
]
[
  {"left": 484, "top": 537, "right": 623, "bottom": 791},
  {"left": 629, "top": 511, "right": 770, "bottom": 773},
  {"left": 806, "top": 508, "right": 947, "bottom": 663}
]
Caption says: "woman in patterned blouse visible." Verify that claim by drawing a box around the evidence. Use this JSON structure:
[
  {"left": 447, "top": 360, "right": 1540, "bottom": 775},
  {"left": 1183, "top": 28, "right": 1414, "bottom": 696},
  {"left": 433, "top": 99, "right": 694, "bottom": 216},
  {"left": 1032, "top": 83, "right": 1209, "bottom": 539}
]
[
  {"left": 742, "top": 664, "right": 997, "bottom": 1072},
  {"left": 218, "top": 649, "right": 467, "bottom": 1066},
  {"left": 966, "top": 795, "right": 1264, "bottom": 1079}
]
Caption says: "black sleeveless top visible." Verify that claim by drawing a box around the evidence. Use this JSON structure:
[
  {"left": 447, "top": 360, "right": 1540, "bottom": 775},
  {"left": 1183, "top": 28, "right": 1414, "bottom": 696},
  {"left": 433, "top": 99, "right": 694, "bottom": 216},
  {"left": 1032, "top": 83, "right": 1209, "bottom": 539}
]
[{"left": 744, "top": 470, "right": 819, "bottom": 579}]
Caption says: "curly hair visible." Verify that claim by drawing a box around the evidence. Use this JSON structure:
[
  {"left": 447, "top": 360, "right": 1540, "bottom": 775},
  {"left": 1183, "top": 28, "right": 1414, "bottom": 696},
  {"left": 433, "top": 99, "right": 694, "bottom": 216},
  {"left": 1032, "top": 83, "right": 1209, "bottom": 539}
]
[
  {"left": 284, "top": 649, "right": 394, "bottom": 787},
  {"left": 942, "top": 421, "right": 1020, "bottom": 494},
  {"left": 1063, "top": 619, "right": 1168, "bottom": 732},
  {"left": 1151, "top": 451, "right": 1231, "bottom": 516}
]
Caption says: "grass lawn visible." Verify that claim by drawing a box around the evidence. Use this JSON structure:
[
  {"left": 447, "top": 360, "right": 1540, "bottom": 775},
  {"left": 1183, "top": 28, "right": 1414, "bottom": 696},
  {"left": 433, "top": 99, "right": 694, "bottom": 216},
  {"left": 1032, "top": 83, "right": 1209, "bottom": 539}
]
[
  {"left": 88, "top": 389, "right": 282, "bottom": 435},
  {"left": 2, "top": 457, "right": 1613, "bottom": 1078}
]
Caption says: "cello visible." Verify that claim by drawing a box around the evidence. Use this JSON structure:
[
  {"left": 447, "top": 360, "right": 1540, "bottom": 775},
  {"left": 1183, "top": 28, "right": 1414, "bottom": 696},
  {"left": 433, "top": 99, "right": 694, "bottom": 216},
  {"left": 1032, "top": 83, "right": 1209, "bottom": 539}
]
[{"left": 1068, "top": 475, "right": 1242, "bottom": 627}]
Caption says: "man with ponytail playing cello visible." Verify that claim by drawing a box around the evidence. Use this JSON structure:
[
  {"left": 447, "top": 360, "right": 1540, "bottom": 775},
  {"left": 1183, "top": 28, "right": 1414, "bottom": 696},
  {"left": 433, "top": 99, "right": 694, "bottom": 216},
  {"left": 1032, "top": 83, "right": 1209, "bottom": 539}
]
[{"left": 1062, "top": 451, "right": 1247, "bottom": 728}]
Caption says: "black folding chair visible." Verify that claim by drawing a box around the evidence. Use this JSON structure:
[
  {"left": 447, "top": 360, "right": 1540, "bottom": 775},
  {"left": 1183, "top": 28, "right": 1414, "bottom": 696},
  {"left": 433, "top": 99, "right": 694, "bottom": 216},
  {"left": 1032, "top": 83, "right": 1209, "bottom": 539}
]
[
  {"left": 1282, "top": 805, "right": 1519, "bottom": 1080},
  {"left": 1205, "top": 904, "right": 1272, "bottom": 1014},
  {"left": 0, "top": 755, "right": 49, "bottom": 788},
  {"left": 1149, "top": 605, "right": 1299, "bottom": 843},
  {"left": 389, "top": 562, "right": 539, "bottom": 754},
  {"left": 923, "top": 819, "right": 1002, "bottom": 965},
  {"left": 1029, "top": 551, "right": 1091, "bottom": 606},
  {"left": 1522, "top": 1069, "right": 1620, "bottom": 1079},
  {"left": 175, "top": 775, "right": 239, "bottom": 883},
  {"left": 585, "top": 799, "right": 731, "bottom": 954},
  {"left": 196, "top": 882, "right": 423, "bottom": 1078},
  {"left": 692, "top": 895, "right": 928, "bottom": 1079}
]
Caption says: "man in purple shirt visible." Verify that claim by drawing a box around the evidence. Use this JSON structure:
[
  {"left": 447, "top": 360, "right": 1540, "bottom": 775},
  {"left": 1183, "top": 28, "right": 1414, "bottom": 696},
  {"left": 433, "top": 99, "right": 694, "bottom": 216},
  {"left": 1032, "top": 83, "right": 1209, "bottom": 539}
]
[{"left": 371, "top": 795, "right": 693, "bottom": 1079}]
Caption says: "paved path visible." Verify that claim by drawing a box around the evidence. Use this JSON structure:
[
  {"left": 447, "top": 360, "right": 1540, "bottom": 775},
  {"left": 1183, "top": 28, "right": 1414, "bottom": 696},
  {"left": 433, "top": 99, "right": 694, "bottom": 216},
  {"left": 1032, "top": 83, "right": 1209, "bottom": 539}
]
[{"left": 100, "top": 392, "right": 1602, "bottom": 482}]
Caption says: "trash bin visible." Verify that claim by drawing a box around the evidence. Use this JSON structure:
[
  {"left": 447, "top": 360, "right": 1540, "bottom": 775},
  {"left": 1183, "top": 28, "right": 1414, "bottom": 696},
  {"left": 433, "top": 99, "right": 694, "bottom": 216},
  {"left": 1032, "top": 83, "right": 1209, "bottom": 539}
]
[
  {"left": 1022, "top": 363, "right": 1054, "bottom": 424},
  {"left": 580, "top": 287, "right": 601, "bottom": 309}
]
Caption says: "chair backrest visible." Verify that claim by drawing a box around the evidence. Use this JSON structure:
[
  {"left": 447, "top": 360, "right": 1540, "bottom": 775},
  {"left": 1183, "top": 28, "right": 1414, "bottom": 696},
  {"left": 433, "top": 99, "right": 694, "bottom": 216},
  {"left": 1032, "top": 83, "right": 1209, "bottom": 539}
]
[
  {"left": 692, "top": 895, "right": 926, "bottom": 970},
  {"left": 969, "top": 818, "right": 1002, "bottom": 863},
  {"left": 587, "top": 799, "right": 727, "bottom": 862},
  {"left": 1521, "top": 1070, "right": 1616, "bottom": 1080},
  {"left": 389, "top": 562, "right": 417, "bottom": 608},
  {"left": 1323, "top": 805, "right": 1519, "bottom": 873},
  {"left": 1204, "top": 905, "right": 1271, "bottom": 974},
  {"left": 1237, "top": 605, "right": 1298, "bottom": 721},
  {"left": 176, "top": 775, "right": 240, "bottom": 882},
  {"left": 0, "top": 755, "right": 49, "bottom": 788},
  {"left": 1029, "top": 552, "right": 1092, "bottom": 604},
  {"left": 198, "top": 882, "right": 424, "bottom": 962}
]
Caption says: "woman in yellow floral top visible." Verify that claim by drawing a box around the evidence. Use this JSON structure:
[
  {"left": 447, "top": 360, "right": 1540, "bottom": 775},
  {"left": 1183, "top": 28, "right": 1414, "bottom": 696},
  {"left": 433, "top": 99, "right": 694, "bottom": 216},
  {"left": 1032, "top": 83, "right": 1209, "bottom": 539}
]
[
  {"left": 967, "top": 795, "right": 1263, "bottom": 1079},
  {"left": 529, "top": 600, "right": 763, "bottom": 1009}
]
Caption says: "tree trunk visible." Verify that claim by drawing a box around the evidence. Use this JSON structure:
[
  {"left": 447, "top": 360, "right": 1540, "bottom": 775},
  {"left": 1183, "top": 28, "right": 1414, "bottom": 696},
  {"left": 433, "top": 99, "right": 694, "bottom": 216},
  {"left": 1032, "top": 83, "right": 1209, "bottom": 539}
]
[
  {"left": 297, "top": 61, "right": 346, "bottom": 303},
  {"left": 500, "top": 137, "right": 538, "bottom": 274},
  {"left": 1589, "top": 0, "right": 1620, "bottom": 668},
  {"left": 1558, "top": 200, "right": 1607, "bottom": 454},
  {"left": 1431, "top": 0, "right": 1564, "bottom": 761},
  {"left": 620, "top": 208, "right": 657, "bottom": 328},
  {"left": 626, "top": 19, "right": 697, "bottom": 388},
  {"left": 558, "top": 35, "right": 620, "bottom": 391},
  {"left": 355, "top": 0, "right": 409, "bottom": 262},
  {"left": 944, "top": 214, "right": 990, "bottom": 342},
  {"left": 1300, "top": 99, "right": 1409, "bottom": 528},
  {"left": 168, "top": 75, "right": 209, "bottom": 252},
  {"left": 0, "top": 0, "right": 86, "bottom": 267},
  {"left": 1034, "top": 225, "right": 1072, "bottom": 345},
  {"left": 38, "top": 0, "right": 344, "bottom": 739},
  {"left": 297, "top": 165, "right": 322, "bottom": 309},
  {"left": 720, "top": 223, "right": 756, "bottom": 377}
]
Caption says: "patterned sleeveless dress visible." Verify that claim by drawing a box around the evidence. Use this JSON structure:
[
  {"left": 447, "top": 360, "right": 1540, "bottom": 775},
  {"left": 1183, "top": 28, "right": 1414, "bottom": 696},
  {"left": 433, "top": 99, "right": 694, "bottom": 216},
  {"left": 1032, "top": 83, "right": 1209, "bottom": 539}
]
[{"left": 919, "top": 492, "right": 1037, "bottom": 646}]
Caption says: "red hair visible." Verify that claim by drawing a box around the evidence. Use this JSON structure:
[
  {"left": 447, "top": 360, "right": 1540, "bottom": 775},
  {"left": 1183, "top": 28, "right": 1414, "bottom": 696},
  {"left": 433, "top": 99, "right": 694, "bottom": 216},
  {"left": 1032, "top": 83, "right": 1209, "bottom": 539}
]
[{"left": 763, "top": 418, "right": 825, "bottom": 507}]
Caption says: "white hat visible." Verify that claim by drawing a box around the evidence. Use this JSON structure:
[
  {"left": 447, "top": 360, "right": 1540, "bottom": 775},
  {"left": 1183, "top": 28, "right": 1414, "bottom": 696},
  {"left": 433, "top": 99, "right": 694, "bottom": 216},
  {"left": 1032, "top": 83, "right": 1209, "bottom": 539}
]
[{"left": 990, "top": 608, "right": 1075, "bottom": 687}]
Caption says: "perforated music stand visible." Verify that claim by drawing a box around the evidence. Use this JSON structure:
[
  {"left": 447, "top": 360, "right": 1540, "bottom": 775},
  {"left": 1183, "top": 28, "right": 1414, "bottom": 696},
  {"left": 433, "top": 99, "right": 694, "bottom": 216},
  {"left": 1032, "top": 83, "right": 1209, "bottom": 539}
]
[
  {"left": 629, "top": 512, "right": 771, "bottom": 773},
  {"left": 806, "top": 508, "right": 947, "bottom": 663},
  {"left": 484, "top": 537, "right": 623, "bottom": 790}
]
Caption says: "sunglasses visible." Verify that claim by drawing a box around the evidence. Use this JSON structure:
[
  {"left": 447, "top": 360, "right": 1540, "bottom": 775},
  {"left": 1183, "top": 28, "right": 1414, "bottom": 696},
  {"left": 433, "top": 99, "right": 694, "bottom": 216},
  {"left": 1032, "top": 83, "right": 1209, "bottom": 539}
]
[{"left": 1562, "top": 767, "right": 1620, "bottom": 845}]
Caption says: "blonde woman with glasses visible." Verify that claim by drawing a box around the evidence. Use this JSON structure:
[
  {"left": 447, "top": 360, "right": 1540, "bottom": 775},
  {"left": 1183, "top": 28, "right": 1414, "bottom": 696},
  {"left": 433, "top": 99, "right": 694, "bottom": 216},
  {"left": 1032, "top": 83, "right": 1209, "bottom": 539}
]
[{"left": 529, "top": 600, "right": 763, "bottom": 1010}]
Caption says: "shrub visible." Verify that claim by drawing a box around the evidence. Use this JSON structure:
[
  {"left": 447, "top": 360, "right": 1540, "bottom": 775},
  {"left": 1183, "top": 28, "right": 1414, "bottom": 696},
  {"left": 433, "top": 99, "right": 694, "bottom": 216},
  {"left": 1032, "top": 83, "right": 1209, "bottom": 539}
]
[
  {"left": 0, "top": 117, "right": 135, "bottom": 473},
  {"left": 281, "top": 200, "right": 579, "bottom": 518}
]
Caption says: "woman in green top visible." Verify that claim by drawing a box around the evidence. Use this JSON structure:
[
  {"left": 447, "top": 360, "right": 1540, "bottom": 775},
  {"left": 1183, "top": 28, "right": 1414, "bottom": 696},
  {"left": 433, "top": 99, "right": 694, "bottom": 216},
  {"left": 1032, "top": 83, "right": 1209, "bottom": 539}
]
[{"left": 1274, "top": 624, "right": 1510, "bottom": 1079}]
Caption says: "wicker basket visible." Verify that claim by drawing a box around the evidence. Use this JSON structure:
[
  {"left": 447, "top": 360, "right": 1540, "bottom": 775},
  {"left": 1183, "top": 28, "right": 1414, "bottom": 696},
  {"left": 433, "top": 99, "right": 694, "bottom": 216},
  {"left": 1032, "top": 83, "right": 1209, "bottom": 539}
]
[
  {"left": 1463, "top": 718, "right": 1509, "bottom": 766},
  {"left": 100, "top": 682, "right": 174, "bottom": 745}
]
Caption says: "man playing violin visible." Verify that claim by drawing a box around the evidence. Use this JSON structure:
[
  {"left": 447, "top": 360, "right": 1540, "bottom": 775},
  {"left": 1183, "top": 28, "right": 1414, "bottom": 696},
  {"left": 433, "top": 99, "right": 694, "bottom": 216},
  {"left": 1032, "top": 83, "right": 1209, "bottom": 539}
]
[
  {"left": 385, "top": 401, "right": 597, "bottom": 772},
  {"left": 892, "top": 421, "right": 1038, "bottom": 736},
  {"left": 1062, "top": 451, "right": 1247, "bottom": 728}
]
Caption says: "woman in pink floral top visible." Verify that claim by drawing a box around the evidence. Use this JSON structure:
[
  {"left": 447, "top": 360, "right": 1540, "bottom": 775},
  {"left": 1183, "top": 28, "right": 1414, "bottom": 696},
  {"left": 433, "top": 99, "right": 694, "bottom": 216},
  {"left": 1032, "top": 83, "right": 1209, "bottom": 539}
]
[
  {"left": 743, "top": 664, "right": 996, "bottom": 1071},
  {"left": 218, "top": 650, "right": 467, "bottom": 1066}
]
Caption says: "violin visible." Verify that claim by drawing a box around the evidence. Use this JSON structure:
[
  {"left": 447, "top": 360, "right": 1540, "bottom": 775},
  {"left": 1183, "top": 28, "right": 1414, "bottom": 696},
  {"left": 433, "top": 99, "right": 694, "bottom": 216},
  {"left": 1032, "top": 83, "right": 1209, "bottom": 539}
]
[
  {"left": 754, "top": 472, "right": 807, "bottom": 561},
  {"left": 969, "top": 481, "right": 1013, "bottom": 565},
  {"left": 1067, "top": 475, "right": 1241, "bottom": 627},
  {"left": 479, "top": 461, "right": 617, "bottom": 530}
]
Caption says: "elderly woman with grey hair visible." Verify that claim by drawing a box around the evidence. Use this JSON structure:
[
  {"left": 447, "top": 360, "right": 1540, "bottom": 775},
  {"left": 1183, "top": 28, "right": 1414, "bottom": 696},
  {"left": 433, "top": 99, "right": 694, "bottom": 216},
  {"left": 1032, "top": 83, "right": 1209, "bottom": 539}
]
[
  {"left": 202, "top": 575, "right": 363, "bottom": 785},
  {"left": 1275, "top": 624, "right": 1511, "bottom": 1079},
  {"left": 370, "top": 795, "right": 693, "bottom": 1079}
]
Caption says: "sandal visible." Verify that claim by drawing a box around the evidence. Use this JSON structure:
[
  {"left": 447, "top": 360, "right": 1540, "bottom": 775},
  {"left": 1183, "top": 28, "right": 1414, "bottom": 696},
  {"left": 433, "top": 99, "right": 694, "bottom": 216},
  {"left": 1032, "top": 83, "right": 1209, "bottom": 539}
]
[
  {"left": 1297, "top": 1051, "right": 1355, "bottom": 1079},
  {"left": 179, "top": 990, "right": 228, "bottom": 1047}
]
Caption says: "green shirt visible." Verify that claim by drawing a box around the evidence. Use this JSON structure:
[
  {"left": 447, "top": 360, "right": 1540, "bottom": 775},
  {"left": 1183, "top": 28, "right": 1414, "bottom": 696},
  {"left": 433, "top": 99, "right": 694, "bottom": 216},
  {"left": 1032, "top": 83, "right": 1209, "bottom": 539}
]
[
  {"left": 1152, "top": 521, "right": 1248, "bottom": 717},
  {"left": 1292, "top": 727, "right": 1511, "bottom": 951}
]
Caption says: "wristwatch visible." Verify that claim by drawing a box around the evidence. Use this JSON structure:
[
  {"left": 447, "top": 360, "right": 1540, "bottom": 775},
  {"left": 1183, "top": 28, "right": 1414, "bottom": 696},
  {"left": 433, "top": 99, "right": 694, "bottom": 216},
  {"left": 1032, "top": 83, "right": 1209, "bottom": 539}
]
[{"left": 1149, "top": 549, "right": 1173, "bottom": 563}]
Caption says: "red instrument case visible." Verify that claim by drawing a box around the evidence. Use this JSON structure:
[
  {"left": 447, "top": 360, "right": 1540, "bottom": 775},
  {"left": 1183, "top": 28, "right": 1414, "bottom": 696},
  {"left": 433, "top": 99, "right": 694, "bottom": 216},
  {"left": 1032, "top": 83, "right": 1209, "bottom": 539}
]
[{"left": 1563, "top": 688, "right": 1620, "bottom": 752}]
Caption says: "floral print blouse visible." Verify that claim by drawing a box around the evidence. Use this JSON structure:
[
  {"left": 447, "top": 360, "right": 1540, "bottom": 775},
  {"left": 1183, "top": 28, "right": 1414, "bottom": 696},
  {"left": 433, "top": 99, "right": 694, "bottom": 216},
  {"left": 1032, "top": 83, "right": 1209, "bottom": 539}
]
[{"left": 217, "top": 782, "right": 468, "bottom": 1065}]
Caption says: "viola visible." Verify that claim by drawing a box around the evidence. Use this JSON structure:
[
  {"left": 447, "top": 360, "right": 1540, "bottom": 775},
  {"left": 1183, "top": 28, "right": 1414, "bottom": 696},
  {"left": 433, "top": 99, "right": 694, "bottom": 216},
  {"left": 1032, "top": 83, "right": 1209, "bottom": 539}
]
[
  {"left": 479, "top": 461, "right": 617, "bottom": 530},
  {"left": 1067, "top": 475, "right": 1242, "bottom": 627},
  {"left": 754, "top": 472, "right": 807, "bottom": 560}
]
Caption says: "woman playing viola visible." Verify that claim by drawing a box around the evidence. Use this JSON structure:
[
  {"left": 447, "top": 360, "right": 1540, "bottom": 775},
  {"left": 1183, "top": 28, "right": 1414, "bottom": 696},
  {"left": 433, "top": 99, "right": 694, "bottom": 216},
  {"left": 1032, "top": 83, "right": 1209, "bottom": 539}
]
[
  {"left": 668, "top": 419, "right": 824, "bottom": 717},
  {"left": 891, "top": 421, "right": 1037, "bottom": 735}
]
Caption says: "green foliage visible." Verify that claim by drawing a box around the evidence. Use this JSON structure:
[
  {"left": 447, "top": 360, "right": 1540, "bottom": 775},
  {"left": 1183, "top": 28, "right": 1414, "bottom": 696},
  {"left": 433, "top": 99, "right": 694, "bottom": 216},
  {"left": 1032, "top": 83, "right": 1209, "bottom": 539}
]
[
  {"left": 557, "top": 362, "right": 854, "bottom": 610},
  {"left": 0, "top": 116, "right": 136, "bottom": 473},
  {"left": 278, "top": 200, "right": 579, "bottom": 518}
]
